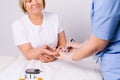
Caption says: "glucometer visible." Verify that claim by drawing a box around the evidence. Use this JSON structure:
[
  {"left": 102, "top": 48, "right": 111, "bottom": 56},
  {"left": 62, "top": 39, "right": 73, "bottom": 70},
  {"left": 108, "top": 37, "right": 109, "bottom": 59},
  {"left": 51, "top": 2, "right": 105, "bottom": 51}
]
[
  {"left": 25, "top": 69, "right": 42, "bottom": 79},
  {"left": 25, "top": 69, "right": 41, "bottom": 74},
  {"left": 19, "top": 69, "right": 43, "bottom": 80}
]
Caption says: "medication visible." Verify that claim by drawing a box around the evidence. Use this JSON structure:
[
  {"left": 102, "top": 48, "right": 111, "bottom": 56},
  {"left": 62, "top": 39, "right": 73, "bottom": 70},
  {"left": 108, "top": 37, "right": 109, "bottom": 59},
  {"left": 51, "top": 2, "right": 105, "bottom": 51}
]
[
  {"left": 38, "top": 77, "right": 43, "bottom": 80},
  {"left": 19, "top": 78, "right": 25, "bottom": 80}
]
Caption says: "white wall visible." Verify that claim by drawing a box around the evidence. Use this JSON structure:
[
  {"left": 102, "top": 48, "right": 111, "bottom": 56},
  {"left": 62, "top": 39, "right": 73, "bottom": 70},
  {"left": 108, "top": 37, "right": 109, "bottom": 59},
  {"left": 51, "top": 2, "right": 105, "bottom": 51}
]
[{"left": 0, "top": 0, "right": 91, "bottom": 56}]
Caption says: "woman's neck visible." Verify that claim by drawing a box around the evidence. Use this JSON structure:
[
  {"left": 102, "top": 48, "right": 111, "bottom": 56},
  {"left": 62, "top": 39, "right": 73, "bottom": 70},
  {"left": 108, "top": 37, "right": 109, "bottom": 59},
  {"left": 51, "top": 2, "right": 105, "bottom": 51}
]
[{"left": 28, "top": 13, "right": 43, "bottom": 26}]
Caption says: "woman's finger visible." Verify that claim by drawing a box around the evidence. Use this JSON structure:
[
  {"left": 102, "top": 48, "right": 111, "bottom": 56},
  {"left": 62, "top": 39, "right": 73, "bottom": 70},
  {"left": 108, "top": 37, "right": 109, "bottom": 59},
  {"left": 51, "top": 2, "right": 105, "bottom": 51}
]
[
  {"left": 44, "top": 54, "right": 56, "bottom": 60},
  {"left": 39, "top": 53, "right": 50, "bottom": 63}
]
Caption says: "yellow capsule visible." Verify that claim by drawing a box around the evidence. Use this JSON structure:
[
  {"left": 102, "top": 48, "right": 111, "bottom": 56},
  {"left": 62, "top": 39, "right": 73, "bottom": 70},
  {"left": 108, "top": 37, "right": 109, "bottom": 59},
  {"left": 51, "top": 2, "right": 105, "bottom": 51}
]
[
  {"left": 38, "top": 77, "right": 43, "bottom": 80},
  {"left": 19, "top": 78, "right": 25, "bottom": 80}
]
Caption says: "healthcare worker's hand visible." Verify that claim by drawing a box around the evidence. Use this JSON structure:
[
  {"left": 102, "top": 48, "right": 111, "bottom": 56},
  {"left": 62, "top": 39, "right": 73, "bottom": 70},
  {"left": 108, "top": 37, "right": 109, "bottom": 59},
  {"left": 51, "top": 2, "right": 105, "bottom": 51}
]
[
  {"left": 54, "top": 41, "right": 83, "bottom": 61},
  {"left": 66, "top": 41, "right": 81, "bottom": 50}
]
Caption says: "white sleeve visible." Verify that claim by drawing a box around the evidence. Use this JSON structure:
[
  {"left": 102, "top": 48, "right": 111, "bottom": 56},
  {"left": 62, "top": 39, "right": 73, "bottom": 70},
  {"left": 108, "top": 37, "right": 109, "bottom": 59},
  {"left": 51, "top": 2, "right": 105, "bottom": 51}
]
[{"left": 12, "top": 20, "right": 30, "bottom": 45}]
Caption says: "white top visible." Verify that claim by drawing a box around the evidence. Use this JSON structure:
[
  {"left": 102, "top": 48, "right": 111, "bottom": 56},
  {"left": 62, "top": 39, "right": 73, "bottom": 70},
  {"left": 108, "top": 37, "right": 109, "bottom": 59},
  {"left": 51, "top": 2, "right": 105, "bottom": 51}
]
[{"left": 12, "top": 12, "right": 64, "bottom": 48}]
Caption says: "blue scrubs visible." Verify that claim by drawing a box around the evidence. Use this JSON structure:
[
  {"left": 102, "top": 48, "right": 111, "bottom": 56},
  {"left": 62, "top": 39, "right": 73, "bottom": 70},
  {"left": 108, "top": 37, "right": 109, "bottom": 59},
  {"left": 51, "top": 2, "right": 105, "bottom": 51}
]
[{"left": 91, "top": 0, "right": 120, "bottom": 80}]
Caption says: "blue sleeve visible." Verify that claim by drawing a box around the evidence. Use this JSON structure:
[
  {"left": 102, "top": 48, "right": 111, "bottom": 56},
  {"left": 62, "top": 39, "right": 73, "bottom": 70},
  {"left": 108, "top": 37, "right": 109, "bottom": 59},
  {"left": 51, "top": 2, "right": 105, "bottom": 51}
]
[{"left": 91, "top": 0, "right": 120, "bottom": 41}]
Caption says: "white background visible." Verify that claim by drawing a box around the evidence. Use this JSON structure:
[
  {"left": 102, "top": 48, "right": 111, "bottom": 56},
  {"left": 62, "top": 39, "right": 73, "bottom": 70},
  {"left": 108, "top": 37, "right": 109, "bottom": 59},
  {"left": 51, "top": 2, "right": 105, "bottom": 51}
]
[{"left": 0, "top": 0, "right": 91, "bottom": 56}]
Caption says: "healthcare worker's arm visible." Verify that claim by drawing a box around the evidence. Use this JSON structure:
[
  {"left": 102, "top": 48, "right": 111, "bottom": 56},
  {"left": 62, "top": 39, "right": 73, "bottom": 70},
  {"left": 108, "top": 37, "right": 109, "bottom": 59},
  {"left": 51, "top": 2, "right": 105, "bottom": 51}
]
[
  {"left": 71, "top": 0, "right": 120, "bottom": 61},
  {"left": 68, "top": 34, "right": 109, "bottom": 60}
]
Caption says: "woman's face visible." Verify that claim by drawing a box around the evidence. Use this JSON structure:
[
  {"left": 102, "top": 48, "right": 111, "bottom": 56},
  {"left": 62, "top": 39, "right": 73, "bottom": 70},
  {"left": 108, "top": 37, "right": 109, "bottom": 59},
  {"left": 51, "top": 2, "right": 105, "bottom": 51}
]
[{"left": 25, "top": 0, "right": 43, "bottom": 15}]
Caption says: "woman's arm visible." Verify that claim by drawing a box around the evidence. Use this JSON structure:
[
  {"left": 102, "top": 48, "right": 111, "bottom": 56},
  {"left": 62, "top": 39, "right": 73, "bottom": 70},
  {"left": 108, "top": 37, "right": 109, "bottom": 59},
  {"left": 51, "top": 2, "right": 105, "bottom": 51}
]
[
  {"left": 42, "top": 31, "right": 67, "bottom": 56},
  {"left": 17, "top": 43, "right": 47, "bottom": 60},
  {"left": 17, "top": 43, "right": 56, "bottom": 63},
  {"left": 57, "top": 31, "right": 67, "bottom": 48}
]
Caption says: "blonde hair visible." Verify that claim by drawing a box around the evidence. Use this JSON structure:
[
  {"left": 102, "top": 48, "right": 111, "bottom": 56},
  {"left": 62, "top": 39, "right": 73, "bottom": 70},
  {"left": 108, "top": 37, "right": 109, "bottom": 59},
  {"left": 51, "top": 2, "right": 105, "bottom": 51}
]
[{"left": 19, "top": 0, "right": 46, "bottom": 13}]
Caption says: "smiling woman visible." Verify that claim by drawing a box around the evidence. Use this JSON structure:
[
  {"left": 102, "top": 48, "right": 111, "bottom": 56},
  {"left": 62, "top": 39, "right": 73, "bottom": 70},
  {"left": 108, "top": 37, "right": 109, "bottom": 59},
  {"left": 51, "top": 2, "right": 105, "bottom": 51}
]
[{"left": 12, "top": 0, "right": 66, "bottom": 62}]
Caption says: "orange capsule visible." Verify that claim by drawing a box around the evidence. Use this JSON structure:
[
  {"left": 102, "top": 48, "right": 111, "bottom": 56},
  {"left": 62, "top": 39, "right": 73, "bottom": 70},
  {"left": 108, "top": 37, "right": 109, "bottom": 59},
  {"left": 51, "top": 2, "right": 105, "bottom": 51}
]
[{"left": 38, "top": 77, "right": 43, "bottom": 80}]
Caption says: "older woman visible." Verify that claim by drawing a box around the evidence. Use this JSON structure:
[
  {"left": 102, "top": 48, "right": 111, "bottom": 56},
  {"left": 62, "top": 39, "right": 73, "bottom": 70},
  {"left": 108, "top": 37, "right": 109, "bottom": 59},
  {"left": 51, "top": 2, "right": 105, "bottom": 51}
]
[{"left": 12, "top": 0, "right": 66, "bottom": 63}]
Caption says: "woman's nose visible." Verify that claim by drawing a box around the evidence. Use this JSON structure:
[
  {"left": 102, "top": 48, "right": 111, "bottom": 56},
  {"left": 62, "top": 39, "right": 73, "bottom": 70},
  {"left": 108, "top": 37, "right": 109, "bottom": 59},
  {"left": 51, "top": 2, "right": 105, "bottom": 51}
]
[{"left": 32, "top": 0, "right": 37, "bottom": 5}]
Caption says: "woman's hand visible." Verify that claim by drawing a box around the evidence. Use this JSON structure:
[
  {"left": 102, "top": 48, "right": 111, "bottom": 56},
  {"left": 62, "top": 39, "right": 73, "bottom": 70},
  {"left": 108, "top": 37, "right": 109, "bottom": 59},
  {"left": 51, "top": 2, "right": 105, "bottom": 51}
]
[
  {"left": 39, "top": 53, "right": 56, "bottom": 63},
  {"left": 43, "top": 46, "right": 75, "bottom": 62},
  {"left": 38, "top": 45, "right": 57, "bottom": 63},
  {"left": 42, "top": 46, "right": 71, "bottom": 61},
  {"left": 41, "top": 42, "right": 81, "bottom": 62}
]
